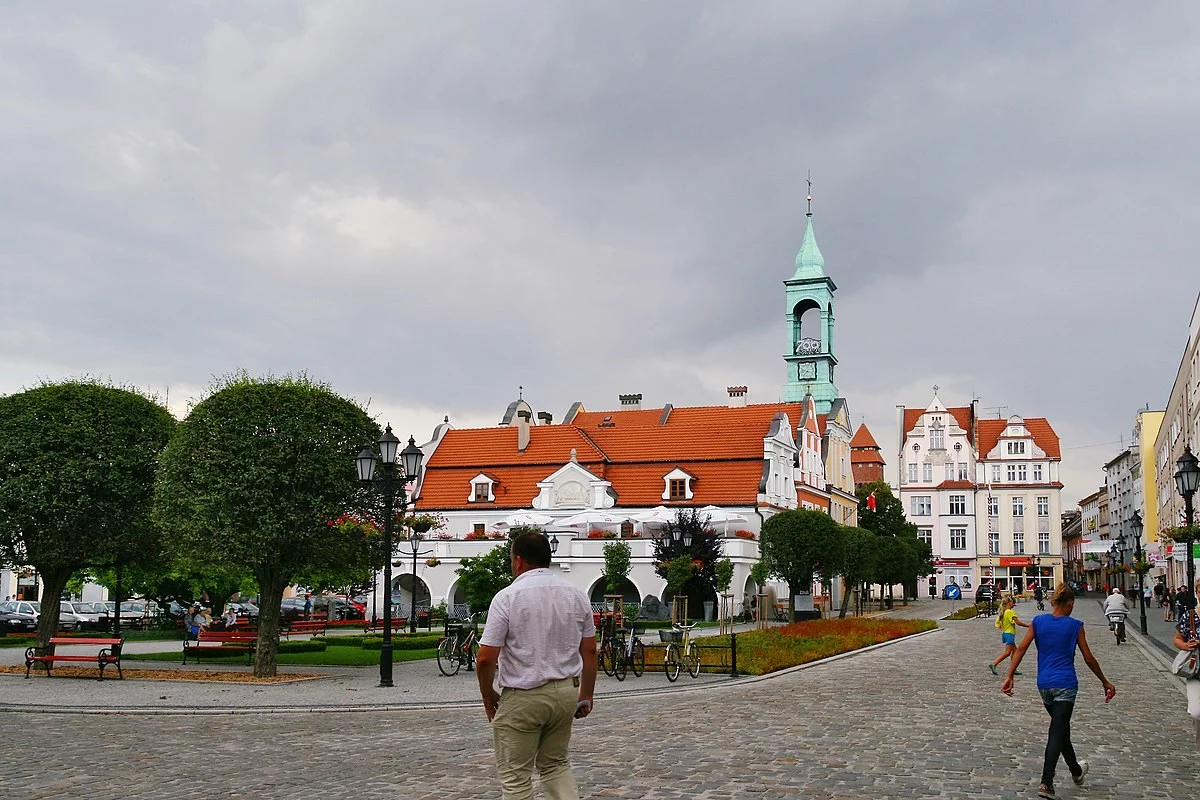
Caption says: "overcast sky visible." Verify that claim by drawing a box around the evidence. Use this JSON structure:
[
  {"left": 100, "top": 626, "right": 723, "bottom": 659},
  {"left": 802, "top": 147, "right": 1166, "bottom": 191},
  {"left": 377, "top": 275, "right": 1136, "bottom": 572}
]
[{"left": 2, "top": 2, "right": 1197, "bottom": 506}]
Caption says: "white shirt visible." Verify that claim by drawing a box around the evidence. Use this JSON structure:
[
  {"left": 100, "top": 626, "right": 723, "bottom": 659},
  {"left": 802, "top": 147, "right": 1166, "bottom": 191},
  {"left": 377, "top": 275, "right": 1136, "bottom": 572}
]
[
  {"left": 480, "top": 568, "right": 596, "bottom": 690},
  {"left": 1104, "top": 595, "right": 1129, "bottom": 615}
]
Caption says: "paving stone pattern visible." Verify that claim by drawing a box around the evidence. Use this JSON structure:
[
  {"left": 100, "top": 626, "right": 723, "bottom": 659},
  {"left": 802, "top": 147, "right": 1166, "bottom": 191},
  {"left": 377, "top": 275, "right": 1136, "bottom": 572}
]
[{"left": 0, "top": 599, "right": 1195, "bottom": 799}]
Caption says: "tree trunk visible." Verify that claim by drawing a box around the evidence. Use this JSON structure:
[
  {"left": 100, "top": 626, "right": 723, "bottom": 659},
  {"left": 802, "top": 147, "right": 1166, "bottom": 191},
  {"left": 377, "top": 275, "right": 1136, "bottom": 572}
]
[
  {"left": 253, "top": 577, "right": 287, "bottom": 678},
  {"left": 839, "top": 582, "right": 852, "bottom": 619},
  {"left": 35, "top": 567, "right": 71, "bottom": 649}
]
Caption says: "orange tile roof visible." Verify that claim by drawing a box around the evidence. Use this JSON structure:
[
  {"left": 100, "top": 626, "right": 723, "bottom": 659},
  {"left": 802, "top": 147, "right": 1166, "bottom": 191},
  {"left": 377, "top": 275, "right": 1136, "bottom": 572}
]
[
  {"left": 603, "top": 462, "right": 767, "bottom": 505},
  {"left": 850, "top": 423, "right": 881, "bottom": 450},
  {"left": 427, "top": 426, "right": 605, "bottom": 467},
  {"left": 902, "top": 406, "right": 974, "bottom": 443},
  {"left": 416, "top": 464, "right": 600, "bottom": 509},
  {"left": 976, "top": 418, "right": 1061, "bottom": 459},
  {"left": 851, "top": 449, "right": 886, "bottom": 465},
  {"left": 935, "top": 480, "right": 975, "bottom": 490}
]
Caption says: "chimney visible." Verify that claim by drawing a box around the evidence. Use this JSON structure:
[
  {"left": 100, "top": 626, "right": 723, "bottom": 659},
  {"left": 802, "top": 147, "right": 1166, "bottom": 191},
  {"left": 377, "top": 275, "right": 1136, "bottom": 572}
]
[
  {"left": 537, "top": 411, "right": 553, "bottom": 425},
  {"left": 727, "top": 385, "right": 748, "bottom": 408},
  {"left": 619, "top": 393, "right": 642, "bottom": 411},
  {"left": 516, "top": 410, "right": 531, "bottom": 453}
]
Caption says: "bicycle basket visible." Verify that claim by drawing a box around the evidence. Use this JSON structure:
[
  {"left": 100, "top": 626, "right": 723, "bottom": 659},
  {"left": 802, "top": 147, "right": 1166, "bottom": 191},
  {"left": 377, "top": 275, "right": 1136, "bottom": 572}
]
[{"left": 658, "top": 629, "right": 683, "bottom": 644}]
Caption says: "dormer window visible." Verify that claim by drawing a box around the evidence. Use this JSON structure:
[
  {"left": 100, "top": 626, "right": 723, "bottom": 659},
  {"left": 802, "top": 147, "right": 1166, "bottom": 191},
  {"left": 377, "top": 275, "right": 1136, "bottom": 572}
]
[
  {"left": 1007, "top": 441, "right": 1027, "bottom": 455},
  {"left": 468, "top": 473, "right": 496, "bottom": 503},
  {"left": 662, "top": 467, "right": 695, "bottom": 501}
]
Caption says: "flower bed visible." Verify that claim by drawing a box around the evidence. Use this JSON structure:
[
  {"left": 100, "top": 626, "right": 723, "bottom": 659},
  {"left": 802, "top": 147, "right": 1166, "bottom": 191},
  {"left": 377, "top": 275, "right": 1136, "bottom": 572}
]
[{"left": 722, "top": 618, "right": 936, "bottom": 675}]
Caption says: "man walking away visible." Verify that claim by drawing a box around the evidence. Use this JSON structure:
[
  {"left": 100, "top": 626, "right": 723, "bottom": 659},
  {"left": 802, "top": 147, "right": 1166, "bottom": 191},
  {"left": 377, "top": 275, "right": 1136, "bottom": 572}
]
[{"left": 476, "top": 532, "right": 597, "bottom": 800}]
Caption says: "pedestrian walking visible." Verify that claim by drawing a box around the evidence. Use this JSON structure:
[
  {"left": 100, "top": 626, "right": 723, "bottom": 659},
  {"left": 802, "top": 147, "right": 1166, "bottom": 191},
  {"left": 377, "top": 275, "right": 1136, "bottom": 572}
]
[
  {"left": 1002, "top": 583, "right": 1115, "bottom": 800},
  {"left": 476, "top": 532, "right": 597, "bottom": 800},
  {"left": 989, "top": 595, "right": 1029, "bottom": 676},
  {"left": 1172, "top": 584, "right": 1200, "bottom": 747}
]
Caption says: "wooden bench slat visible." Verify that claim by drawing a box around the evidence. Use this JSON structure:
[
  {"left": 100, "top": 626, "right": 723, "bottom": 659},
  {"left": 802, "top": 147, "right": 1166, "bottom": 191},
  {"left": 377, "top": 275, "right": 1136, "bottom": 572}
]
[{"left": 25, "top": 636, "right": 124, "bottom": 681}]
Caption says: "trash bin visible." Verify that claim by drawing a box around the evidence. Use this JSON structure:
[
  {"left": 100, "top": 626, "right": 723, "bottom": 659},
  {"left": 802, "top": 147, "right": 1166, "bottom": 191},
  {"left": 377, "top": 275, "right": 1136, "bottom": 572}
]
[
  {"left": 884, "top": 598, "right": 893, "bottom": 609},
  {"left": 703, "top": 601, "right": 715, "bottom": 621}
]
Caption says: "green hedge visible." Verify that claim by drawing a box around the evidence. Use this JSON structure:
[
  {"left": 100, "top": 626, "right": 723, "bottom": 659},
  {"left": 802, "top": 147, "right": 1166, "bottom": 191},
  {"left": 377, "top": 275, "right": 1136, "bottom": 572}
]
[{"left": 312, "top": 634, "right": 441, "bottom": 650}]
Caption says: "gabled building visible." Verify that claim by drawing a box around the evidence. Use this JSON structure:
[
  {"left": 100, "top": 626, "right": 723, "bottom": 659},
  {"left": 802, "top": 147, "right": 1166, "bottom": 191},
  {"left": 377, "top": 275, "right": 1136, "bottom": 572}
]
[
  {"left": 849, "top": 423, "right": 886, "bottom": 489},
  {"left": 897, "top": 393, "right": 1063, "bottom": 594}
]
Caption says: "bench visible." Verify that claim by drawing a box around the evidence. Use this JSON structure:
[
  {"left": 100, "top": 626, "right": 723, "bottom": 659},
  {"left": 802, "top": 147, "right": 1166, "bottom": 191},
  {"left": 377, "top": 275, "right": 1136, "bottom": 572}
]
[
  {"left": 363, "top": 618, "right": 408, "bottom": 635},
  {"left": 25, "top": 636, "right": 124, "bottom": 680},
  {"left": 282, "top": 619, "right": 327, "bottom": 639},
  {"left": 183, "top": 630, "right": 258, "bottom": 664}
]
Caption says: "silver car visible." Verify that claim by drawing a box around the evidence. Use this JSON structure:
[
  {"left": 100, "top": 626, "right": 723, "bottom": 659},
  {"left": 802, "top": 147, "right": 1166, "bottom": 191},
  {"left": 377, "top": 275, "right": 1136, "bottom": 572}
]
[
  {"left": 0, "top": 600, "right": 77, "bottom": 631},
  {"left": 67, "top": 602, "right": 107, "bottom": 631}
]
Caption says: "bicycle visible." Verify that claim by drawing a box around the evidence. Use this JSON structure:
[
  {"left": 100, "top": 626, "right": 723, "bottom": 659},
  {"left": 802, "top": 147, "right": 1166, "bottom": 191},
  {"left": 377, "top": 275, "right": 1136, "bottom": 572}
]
[
  {"left": 436, "top": 614, "right": 480, "bottom": 676},
  {"left": 661, "top": 621, "right": 700, "bottom": 682},
  {"left": 597, "top": 610, "right": 622, "bottom": 678},
  {"left": 608, "top": 618, "right": 646, "bottom": 681},
  {"left": 1107, "top": 612, "right": 1126, "bottom": 645}
]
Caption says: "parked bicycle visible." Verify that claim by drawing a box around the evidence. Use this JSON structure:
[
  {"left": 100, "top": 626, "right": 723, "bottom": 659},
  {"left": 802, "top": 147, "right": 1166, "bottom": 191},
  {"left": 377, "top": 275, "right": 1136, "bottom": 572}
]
[
  {"left": 437, "top": 614, "right": 480, "bottom": 676},
  {"left": 661, "top": 621, "right": 700, "bottom": 682},
  {"left": 609, "top": 617, "right": 646, "bottom": 681},
  {"left": 597, "top": 609, "right": 622, "bottom": 678}
]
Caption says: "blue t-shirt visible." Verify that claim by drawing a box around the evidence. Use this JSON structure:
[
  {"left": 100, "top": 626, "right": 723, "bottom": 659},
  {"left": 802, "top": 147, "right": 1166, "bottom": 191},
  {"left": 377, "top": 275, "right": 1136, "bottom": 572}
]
[{"left": 1032, "top": 613, "right": 1084, "bottom": 690}]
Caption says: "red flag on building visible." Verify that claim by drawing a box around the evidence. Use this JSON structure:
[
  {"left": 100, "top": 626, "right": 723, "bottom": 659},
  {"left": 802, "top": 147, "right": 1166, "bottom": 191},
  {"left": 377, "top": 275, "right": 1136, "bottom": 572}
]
[{"left": 867, "top": 490, "right": 877, "bottom": 512}]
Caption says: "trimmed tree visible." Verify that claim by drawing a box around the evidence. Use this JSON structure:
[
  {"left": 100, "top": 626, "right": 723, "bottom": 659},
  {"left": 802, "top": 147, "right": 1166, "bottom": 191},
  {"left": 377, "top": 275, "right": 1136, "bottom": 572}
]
[
  {"left": 837, "top": 526, "right": 878, "bottom": 618},
  {"left": 759, "top": 509, "right": 844, "bottom": 621},
  {"left": 454, "top": 525, "right": 542, "bottom": 615},
  {"left": 153, "top": 374, "right": 377, "bottom": 678},
  {"left": 0, "top": 381, "right": 175, "bottom": 646},
  {"left": 651, "top": 508, "right": 724, "bottom": 617},
  {"left": 602, "top": 540, "right": 632, "bottom": 594}
]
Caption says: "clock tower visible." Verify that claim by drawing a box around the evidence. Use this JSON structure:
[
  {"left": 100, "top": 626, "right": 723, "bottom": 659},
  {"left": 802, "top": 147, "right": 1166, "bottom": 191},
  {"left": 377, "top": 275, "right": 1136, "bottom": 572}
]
[{"left": 782, "top": 208, "right": 839, "bottom": 411}]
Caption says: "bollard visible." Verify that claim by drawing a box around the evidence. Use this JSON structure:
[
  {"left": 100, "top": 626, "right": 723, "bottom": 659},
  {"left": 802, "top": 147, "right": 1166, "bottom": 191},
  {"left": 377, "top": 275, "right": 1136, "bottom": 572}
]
[{"left": 730, "top": 631, "right": 738, "bottom": 677}]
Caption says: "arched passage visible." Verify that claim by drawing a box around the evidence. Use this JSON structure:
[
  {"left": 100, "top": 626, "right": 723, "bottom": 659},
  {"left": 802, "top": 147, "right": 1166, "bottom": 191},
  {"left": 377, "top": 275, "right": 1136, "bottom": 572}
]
[
  {"left": 391, "top": 574, "right": 431, "bottom": 618},
  {"left": 446, "top": 581, "right": 470, "bottom": 619},
  {"left": 587, "top": 577, "right": 641, "bottom": 608}
]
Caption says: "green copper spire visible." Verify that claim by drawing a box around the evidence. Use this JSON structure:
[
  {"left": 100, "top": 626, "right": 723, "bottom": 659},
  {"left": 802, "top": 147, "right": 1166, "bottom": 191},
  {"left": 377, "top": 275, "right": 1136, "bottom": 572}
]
[{"left": 792, "top": 213, "right": 825, "bottom": 279}]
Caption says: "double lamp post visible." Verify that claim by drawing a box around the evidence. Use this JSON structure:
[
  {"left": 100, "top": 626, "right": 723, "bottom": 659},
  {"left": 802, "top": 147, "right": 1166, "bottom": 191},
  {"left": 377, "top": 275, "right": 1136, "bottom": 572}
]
[
  {"left": 1174, "top": 445, "right": 1200, "bottom": 611},
  {"left": 356, "top": 425, "right": 425, "bottom": 688}
]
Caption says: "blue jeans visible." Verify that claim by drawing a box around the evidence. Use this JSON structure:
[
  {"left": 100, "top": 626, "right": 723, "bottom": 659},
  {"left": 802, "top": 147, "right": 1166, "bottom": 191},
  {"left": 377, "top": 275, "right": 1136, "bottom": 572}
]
[{"left": 1039, "top": 688, "right": 1081, "bottom": 787}]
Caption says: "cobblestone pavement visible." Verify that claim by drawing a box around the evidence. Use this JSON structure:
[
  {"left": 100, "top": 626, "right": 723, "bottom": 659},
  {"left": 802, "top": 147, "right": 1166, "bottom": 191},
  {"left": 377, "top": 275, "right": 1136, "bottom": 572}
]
[{"left": 0, "top": 599, "right": 1194, "bottom": 799}]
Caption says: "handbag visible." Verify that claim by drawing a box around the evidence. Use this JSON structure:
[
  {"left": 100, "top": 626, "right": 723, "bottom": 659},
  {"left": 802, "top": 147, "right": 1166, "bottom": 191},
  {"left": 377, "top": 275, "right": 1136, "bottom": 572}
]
[{"left": 1174, "top": 612, "right": 1200, "bottom": 679}]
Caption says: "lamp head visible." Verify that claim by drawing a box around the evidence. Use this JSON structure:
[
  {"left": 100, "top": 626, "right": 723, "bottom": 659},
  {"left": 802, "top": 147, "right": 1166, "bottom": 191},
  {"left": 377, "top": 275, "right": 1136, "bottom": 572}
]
[
  {"left": 355, "top": 446, "right": 377, "bottom": 483},
  {"left": 379, "top": 425, "right": 401, "bottom": 466},
  {"left": 1176, "top": 445, "right": 1200, "bottom": 497},
  {"left": 400, "top": 435, "right": 424, "bottom": 480}
]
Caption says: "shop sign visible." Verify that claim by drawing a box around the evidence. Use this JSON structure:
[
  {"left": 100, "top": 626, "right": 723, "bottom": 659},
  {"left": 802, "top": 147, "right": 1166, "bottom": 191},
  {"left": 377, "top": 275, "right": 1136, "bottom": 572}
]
[
  {"left": 933, "top": 558, "right": 971, "bottom": 567},
  {"left": 999, "top": 557, "right": 1033, "bottom": 567}
]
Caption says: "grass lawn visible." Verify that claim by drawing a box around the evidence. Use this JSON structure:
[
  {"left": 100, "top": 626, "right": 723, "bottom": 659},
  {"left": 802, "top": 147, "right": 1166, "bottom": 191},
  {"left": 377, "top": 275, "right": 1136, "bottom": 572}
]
[{"left": 124, "top": 646, "right": 436, "bottom": 666}]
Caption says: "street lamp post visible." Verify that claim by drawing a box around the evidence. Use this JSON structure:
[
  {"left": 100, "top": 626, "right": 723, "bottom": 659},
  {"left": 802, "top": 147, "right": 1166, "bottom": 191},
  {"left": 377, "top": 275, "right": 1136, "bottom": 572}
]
[
  {"left": 356, "top": 425, "right": 424, "bottom": 688},
  {"left": 1131, "top": 510, "right": 1147, "bottom": 635},
  {"left": 1175, "top": 444, "right": 1200, "bottom": 612},
  {"left": 405, "top": 530, "right": 432, "bottom": 635}
]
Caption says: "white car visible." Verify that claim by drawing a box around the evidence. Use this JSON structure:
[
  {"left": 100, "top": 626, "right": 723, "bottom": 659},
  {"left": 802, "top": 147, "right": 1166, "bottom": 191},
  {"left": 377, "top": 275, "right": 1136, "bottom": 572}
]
[{"left": 66, "top": 602, "right": 107, "bottom": 631}]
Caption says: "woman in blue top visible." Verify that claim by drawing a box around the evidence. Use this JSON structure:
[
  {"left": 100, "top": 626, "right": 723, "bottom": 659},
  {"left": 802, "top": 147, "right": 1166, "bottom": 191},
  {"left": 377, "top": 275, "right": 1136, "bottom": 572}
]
[{"left": 1001, "top": 583, "right": 1115, "bottom": 800}]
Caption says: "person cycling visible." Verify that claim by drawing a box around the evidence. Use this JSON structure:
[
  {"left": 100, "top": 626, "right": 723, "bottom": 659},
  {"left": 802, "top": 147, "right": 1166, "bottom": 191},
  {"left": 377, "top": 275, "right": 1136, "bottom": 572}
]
[
  {"left": 1033, "top": 584, "right": 1046, "bottom": 611},
  {"left": 1104, "top": 588, "right": 1129, "bottom": 629}
]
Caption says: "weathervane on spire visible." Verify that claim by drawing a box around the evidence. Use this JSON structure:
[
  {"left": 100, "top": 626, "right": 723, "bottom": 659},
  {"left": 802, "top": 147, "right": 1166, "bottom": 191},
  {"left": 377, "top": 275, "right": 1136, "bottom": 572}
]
[
  {"left": 932, "top": 384, "right": 940, "bottom": 397},
  {"left": 806, "top": 171, "right": 813, "bottom": 217}
]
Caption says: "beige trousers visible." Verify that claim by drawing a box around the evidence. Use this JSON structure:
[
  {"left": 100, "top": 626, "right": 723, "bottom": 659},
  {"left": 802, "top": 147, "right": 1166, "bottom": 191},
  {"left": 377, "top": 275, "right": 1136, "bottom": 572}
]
[{"left": 492, "top": 678, "right": 579, "bottom": 800}]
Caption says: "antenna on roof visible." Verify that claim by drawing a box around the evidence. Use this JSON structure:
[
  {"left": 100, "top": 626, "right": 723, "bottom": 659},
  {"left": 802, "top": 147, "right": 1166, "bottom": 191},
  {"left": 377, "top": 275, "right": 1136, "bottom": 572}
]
[
  {"left": 806, "top": 171, "right": 813, "bottom": 217},
  {"left": 982, "top": 405, "right": 1008, "bottom": 418},
  {"left": 518, "top": 385, "right": 523, "bottom": 400}
]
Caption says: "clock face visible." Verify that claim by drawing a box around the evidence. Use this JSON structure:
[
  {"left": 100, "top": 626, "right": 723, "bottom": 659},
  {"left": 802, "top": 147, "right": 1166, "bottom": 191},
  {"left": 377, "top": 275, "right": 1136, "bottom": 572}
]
[{"left": 797, "top": 362, "right": 817, "bottom": 380}]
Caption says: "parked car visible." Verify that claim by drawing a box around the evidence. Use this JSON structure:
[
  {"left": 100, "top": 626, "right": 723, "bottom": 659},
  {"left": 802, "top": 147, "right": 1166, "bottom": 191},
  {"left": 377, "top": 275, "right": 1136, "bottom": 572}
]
[
  {"left": 319, "top": 595, "right": 366, "bottom": 619},
  {"left": 226, "top": 601, "right": 259, "bottom": 619},
  {"left": 66, "top": 602, "right": 107, "bottom": 631},
  {"left": 0, "top": 609, "right": 38, "bottom": 633},
  {"left": 0, "top": 600, "right": 76, "bottom": 631},
  {"left": 58, "top": 601, "right": 91, "bottom": 630}
]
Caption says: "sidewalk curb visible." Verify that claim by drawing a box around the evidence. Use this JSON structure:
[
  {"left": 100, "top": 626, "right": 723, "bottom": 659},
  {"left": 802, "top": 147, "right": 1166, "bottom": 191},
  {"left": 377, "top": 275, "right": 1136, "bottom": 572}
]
[{"left": 0, "top": 628, "right": 942, "bottom": 717}]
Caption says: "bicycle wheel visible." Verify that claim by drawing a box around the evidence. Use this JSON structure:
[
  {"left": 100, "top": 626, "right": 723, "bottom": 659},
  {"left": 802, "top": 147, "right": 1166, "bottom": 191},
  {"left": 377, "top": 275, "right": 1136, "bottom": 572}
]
[
  {"left": 436, "top": 637, "right": 460, "bottom": 676},
  {"left": 613, "top": 641, "right": 627, "bottom": 682},
  {"left": 467, "top": 638, "right": 480, "bottom": 667},
  {"left": 631, "top": 640, "right": 645, "bottom": 678},
  {"left": 597, "top": 635, "right": 608, "bottom": 676},
  {"left": 664, "top": 643, "right": 681, "bottom": 682},
  {"left": 1117, "top": 621, "right": 1125, "bottom": 644},
  {"left": 601, "top": 637, "right": 617, "bottom": 677},
  {"left": 686, "top": 643, "right": 701, "bottom": 678}
]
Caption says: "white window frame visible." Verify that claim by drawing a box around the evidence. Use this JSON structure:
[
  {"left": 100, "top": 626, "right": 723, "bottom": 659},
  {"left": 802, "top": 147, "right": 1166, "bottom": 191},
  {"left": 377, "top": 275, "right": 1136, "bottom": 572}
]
[
  {"left": 988, "top": 529, "right": 1000, "bottom": 555},
  {"left": 949, "top": 527, "right": 967, "bottom": 550},
  {"left": 1037, "top": 496, "right": 1049, "bottom": 517},
  {"left": 468, "top": 473, "right": 496, "bottom": 503},
  {"left": 911, "top": 496, "right": 932, "bottom": 516},
  {"left": 957, "top": 462, "right": 969, "bottom": 481},
  {"left": 923, "top": 463, "right": 933, "bottom": 483},
  {"left": 945, "top": 462, "right": 955, "bottom": 481},
  {"left": 661, "top": 467, "right": 695, "bottom": 501},
  {"left": 918, "top": 527, "right": 933, "bottom": 547},
  {"left": 907, "top": 462, "right": 918, "bottom": 483},
  {"left": 1006, "top": 464, "right": 1017, "bottom": 482},
  {"left": 1017, "top": 464, "right": 1028, "bottom": 482},
  {"left": 1012, "top": 497, "right": 1024, "bottom": 517},
  {"left": 991, "top": 464, "right": 1001, "bottom": 483},
  {"left": 988, "top": 496, "right": 999, "bottom": 517},
  {"left": 1033, "top": 463, "right": 1044, "bottom": 482},
  {"left": 949, "top": 495, "right": 967, "bottom": 515}
]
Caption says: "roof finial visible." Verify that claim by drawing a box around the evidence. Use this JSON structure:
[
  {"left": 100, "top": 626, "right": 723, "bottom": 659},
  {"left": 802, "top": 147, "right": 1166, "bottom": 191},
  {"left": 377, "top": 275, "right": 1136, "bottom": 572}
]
[
  {"left": 932, "top": 384, "right": 940, "bottom": 397},
  {"left": 518, "top": 385, "right": 523, "bottom": 400},
  {"left": 806, "top": 171, "right": 813, "bottom": 218}
]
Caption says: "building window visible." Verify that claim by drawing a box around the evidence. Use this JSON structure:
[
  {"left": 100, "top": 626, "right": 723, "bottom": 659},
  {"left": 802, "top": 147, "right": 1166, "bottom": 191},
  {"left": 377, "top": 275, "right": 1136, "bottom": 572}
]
[
  {"left": 1007, "top": 441, "right": 1027, "bottom": 455},
  {"left": 669, "top": 479, "right": 687, "bottom": 501},
  {"left": 1013, "top": 531, "right": 1025, "bottom": 554},
  {"left": 950, "top": 527, "right": 967, "bottom": 550},
  {"left": 991, "top": 464, "right": 1001, "bottom": 483},
  {"left": 1033, "top": 463, "right": 1044, "bottom": 482},
  {"left": 911, "top": 496, "right": 932, "bottom": 516},
  {"left": 1037, "top": 496, "right": 1049, "bottom": 517},
  {"left": 907, "top": 462, "right": 918, "bottom": 483},
  {"left": 661, "top": 468, "right": 695, "bottom": 501},
  {"left": 469, "top": 474, "right": 495, "bottom": 503},
  {"left": 945, "top": 462, "right": 955, "bottom": 481},
  {"left": 473, "top": 484, "right": 490, "bottom": 502},
  {"left": 988, "top": 496, "right": 999, "bottom": 517},
  {"left": 989, "top": 529, "right": 1000, "bottom": 555},
  {"left": 930, "top": 425, "right": 945, "bottom": 450},
  {"left": 1013, "top": 497, "right": 1024, "bottom": 517},
  {"left": 1038, "top": 529, "right": 1050, "bottom": 555},
  {"left": 923, "top": 463, "right": 933, "bottom": 483},
  {"left": 472, "top": 523, "right": 486, "bottom": 536},
  {"left": 918, "top": 527, "right": 933, "bottom": 547},
  {"left": 1017, "top": 464, "right": 1028, "bottom": 482},
  {"left": 949, "top": 495, "right": 967, "bottom": 515},
  {"left": 958, "top": 462, "right": 969, "bottom": 480},
  {"left": 1006, "top": 464, "right": 1017, "bottom": 482},
  {"left": 620, "top": 521, "right": 634, "bottom": 537}
]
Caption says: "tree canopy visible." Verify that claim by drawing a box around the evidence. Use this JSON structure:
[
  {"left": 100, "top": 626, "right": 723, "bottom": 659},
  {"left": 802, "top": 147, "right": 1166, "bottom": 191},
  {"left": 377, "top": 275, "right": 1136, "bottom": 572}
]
[
  {"left": 760, "top": 509, "right": 844, "bottom": 619},
  {"left": 153, "top": 373, "right": 377, "bottom": 677},
  {"left": 836, "top": 526, "right": 878, "bottom": 618},
  {"left": 0, "top": 381, "right": 175, "bottom": 643},
  {"left": 856, "top": 481, "right": 915, "bottom": 539},
  {"left": 453, "top": 525, "right": 542, "bottom": 614}
]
